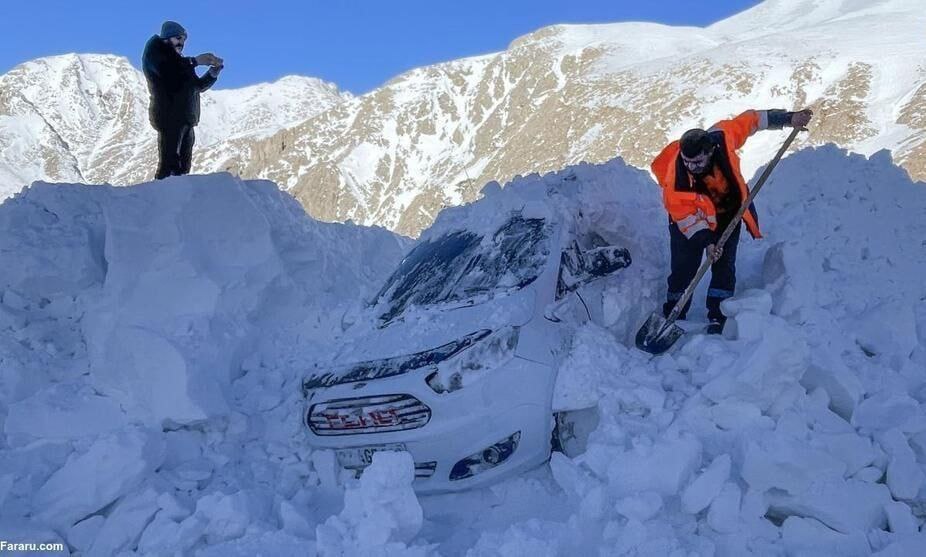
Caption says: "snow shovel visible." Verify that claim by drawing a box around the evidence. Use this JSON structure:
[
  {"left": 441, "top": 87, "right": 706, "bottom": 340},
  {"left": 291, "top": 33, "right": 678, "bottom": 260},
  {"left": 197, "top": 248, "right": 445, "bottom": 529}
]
[{"left": 635, "top": 126, "right": 803, "bottom": 355}]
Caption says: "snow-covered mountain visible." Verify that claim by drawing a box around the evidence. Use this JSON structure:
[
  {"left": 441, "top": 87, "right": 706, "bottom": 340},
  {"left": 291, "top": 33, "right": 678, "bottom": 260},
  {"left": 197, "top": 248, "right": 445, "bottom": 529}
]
[
  {"left": 0, "top": 54, "right": 350, "bottom": 198},
  {"left": 2, "top": 0, "right": 925, "bottom": 237},
  {"left": 216, "top": 0, "right": 925, "bottom": 235}
]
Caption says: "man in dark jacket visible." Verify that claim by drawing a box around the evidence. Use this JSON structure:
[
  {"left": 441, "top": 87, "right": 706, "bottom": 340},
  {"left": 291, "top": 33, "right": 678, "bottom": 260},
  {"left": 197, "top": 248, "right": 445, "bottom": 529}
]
[{"left": 142, "top": 21, "right": 223, "bottom": 179}]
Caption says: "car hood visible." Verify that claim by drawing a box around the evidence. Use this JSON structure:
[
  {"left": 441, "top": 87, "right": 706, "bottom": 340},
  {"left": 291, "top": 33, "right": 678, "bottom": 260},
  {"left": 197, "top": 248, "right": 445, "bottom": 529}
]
[{"left": 304, "top": 289, "right": 536, "bottom": 390}]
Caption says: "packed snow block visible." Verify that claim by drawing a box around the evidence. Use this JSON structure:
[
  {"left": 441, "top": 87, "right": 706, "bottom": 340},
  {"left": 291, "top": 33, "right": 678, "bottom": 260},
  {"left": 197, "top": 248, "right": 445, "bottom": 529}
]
[
  {"left": 189, "top": 491, "right": 253, "bottom": 545},
  {"left": 761, "top": 242, "right": 821, "bottom": 323},
  {"left": 87, "top": 487, "right": 160, "bottom": 555},
  {"left": 78, "top": 174, "right": 292, "bottom": 426},
  {"left": 136, "top": 512, "right": 185, "bottom": 555},
  {"left": 719, "top": 289, "right": 773, "bottom": 342},
  {"left": 700, "top": 324, "right": 808, "bottom": 412},
  {"left": 883, "top": 501, "right": 917, "bottom": 536},
  {"left": 853, "top": 393, "right": 922, "bottom": 434},
  {"left": 193, "top": 531, "right": 316, "bottom": 557},
  {"left": 766, "top": 478, "right": 891, "bottom": 534},
  {"left": 4, "top": 382, "right": 126, "bottom": 445},
  {"left": 855, "top": 301, "right": 918, "bottom": 370},
  {"left": 811, "top": 432, "right": 878, "bottom": 477},
  {"left": 315, "top": 451, "right": 423, "bottom": 556},
  {"left": 606, "top": 434, "right": 701, "bottom": 498},
  {"left": 800, "top": 350, "right": 864, "bottom": 422},
  {"left": 706, "top": 482, "right": 742, "bottom": 534},
  {"left": 33, "top": 427, "right": 165, "bottom": 530},
  {"left": 614, "top": 492, "right": 663, "bottom": 522},
  {"left": 781, "top": 516, "right": 870, "bottom": 557},
  {"left": 874, "top": 533, "right": 926, "bottom": 556},
  {"left": 0, "top": 183, "right": 108, "bottom": 296},
  {"left": 880, "top": 428, "right": 925, "bottom": 500},
  {"left": 67, "top": 515, "right": 104, "bottom": 553},
  {"left": 742, "top": 437, "right": 847, "bottom": 494},
  {"left": 681, "top": 454, "right": 731, "bottom": 515}
]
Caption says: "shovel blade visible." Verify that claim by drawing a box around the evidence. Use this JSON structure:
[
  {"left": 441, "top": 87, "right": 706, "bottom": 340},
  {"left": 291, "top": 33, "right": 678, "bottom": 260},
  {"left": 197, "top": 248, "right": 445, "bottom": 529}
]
[{"left": 635, "top": 312, "right": 685, "bottom": 355}]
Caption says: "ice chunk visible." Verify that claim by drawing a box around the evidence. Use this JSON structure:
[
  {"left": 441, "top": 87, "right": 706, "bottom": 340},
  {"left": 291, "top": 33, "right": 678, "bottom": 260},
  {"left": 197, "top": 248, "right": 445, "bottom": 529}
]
[
  {"left": 194, "top": 491, "right": 253, "bottom": 545},
  {"left": 606, "top": 434, "right": 701, "bottom": 498},
  {"left": 811, "top": 432, "right": 877, "bottom": 476},
  {"left": 883, "top": 501, "right": 917, "bottom": 535},
  {"left": 767, "top": 478, "right": 891, "bottom": 533},
  {"left": 280, "top": 499, "right": 315, "bottom": 539},
  {"left": 67, "top": 515, "right": 104, "bottom": 553},
  {"left": 614, "top": 492, "right": 663, "bottom": 522},
  {"left": 855, "top": 302, "right": 918, "bottom": 370},
  {"left": 742, "top": 437, "right": 846, "bottom": 494},
  {"left": 800, "top": 351, "right": 864, "bottom": 421},
  {"left": 706, "top": 482, "right": 742, "bottom": 534},
  {"left": 195, "top": 530, "right": 316, "bottom": 557},
  {"left": 34, "top": 428, "right": 165, "bottom": 529},
  {"left": 853, "top": 393, "right": 921, "bottom": 434},
  {"left": 853, "top": 466, "right": 885, "bottom": 483},
  {"left": 4, "top": 382, "right": 126, "bottom": 445},
  {"left": 874, "top": 533, "right": 926, "bottom": 556},
  {"left": 700, "top": 324, "right": 809, "bottom": 412},
  {"left": 709, "top": 400, "right": 762, "bottom": 431},
  {"left": 315, "top": 451, "right": 425, "bottom": 556},
  {"left": 681, "top": 454, "right": 731, "bottom": 514},
  {"left": 87, "top": 487, "right": 160, "bottom": 555},
  {"left": 781, "top": 516, "right": 870, "bottom": 557},
  {"left": 880, "top": 428, "right": 925, "bottom": 500}
]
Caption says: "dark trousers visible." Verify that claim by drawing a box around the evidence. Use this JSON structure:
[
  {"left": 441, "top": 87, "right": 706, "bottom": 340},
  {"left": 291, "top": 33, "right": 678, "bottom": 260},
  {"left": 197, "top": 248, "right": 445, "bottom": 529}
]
[
  {"left": 663, "top": 221, "right": 741, "bottom": 323},
  {"left": 155, "top": 124, "right": 195, "bottom": 180}
]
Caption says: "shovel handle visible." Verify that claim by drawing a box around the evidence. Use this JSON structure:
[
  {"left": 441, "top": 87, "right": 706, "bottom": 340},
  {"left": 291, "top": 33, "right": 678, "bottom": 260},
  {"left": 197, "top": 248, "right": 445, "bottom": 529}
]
[{"left": 663, "top": 126, "right": 803, "bottom": 326}]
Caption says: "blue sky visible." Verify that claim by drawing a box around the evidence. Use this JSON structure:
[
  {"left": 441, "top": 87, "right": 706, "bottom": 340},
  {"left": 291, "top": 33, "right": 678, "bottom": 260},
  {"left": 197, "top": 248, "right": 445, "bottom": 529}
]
[{"left": 4, "top": 1, "right": 761, "bottom": 93}]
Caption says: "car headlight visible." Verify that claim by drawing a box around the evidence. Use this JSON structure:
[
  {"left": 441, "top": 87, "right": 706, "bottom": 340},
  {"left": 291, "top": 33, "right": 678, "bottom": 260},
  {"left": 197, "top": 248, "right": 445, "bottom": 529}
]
[
  {"left": 449, "top": 431, "right": 521, "bottom": 481},
  {"left": 425, "top": 327, "right": 520, "bottom": 394}
]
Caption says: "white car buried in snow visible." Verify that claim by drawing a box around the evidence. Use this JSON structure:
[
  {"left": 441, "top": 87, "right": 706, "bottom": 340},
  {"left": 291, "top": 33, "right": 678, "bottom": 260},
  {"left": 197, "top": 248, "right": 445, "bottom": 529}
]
[{"left": 302, "top": 206, "right": 631, "bottom": 492}]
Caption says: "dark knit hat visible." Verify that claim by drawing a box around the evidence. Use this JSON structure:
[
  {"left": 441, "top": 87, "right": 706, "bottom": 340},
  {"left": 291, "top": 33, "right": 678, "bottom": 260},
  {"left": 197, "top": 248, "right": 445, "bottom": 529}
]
[
  {"left": 680, "top": 129, "right": 712, "bottom": 157},
  {"left": 160, "top": 21, "right": 187, "bottom": 40}
]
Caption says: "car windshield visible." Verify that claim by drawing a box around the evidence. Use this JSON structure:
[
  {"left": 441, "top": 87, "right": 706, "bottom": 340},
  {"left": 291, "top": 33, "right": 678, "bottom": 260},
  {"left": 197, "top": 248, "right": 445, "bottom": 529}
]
[{"left": 373, "top": 216, "right": 551, "bottom": 323}]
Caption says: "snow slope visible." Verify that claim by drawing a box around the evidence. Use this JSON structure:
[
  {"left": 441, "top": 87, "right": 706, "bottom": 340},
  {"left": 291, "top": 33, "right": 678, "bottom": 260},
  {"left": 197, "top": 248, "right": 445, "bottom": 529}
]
[{"left": 1, "top": 144, "right": 925, "bottom": 554}]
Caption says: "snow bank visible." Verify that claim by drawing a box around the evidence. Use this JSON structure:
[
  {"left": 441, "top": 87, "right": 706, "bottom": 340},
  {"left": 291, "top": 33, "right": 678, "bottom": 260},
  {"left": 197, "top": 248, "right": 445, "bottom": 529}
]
[
  {"left": 1, "top": 144, "right": 925, "bottom": 555},
  {"left": 0, "top": 173, "right": 405, "bottom": 550}
]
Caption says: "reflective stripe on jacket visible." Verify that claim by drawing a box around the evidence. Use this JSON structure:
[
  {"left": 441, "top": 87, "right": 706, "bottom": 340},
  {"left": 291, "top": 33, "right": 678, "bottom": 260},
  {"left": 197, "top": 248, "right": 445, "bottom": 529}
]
[{"left": 651, "top": 110, "right": 785, "bottom": 240}]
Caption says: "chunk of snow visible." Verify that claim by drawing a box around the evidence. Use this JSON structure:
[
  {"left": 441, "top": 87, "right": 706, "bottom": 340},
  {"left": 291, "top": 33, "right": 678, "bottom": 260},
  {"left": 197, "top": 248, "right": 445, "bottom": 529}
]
[
  {"left": 880, "top": 428, "right": 925, "bottom": 500},
  {"left": 33, "top": 428, "right": 165, "bottom": 529},
  {"left": 606, "top": 435, "right": 701, "bottom": 498},
  {"left": 315, "top": 451, "right": 425, "bottom": 556},
  {"left": 681, "top": 454, "right": 731, "bottom": 515}
]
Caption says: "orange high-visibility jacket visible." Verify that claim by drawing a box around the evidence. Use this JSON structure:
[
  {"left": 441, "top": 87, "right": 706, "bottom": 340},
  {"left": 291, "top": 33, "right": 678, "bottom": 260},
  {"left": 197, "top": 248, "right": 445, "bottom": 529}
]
[{"left": 651, "top": 110, "right": 782, "bottom": 240}]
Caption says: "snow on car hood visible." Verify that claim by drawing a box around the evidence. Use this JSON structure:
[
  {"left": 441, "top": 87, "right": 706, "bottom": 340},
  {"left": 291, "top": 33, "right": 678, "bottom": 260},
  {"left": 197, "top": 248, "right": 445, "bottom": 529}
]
[{"left": 305, "top": 287, "right": 536, "bottom": 389}]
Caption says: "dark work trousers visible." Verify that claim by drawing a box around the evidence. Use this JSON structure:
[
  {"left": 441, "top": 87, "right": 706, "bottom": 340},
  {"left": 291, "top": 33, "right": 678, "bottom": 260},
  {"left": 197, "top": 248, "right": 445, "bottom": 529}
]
[
  {"left": 663, "top": 220, "right": 741, "bottom": 323},
  {"left": 155, "top": 124, "right": 195, "bottom": 180}
]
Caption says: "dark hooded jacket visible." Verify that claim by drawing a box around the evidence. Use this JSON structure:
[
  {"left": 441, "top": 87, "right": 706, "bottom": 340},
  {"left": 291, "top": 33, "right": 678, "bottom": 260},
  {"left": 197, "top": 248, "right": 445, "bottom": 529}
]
[{"left": 142, "top": 35, "right": 217, "bottom": 129}]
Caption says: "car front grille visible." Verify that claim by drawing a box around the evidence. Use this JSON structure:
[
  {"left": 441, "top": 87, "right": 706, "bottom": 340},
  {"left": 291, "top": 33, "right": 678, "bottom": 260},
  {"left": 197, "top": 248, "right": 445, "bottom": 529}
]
[{"left": 307, "top": 394, "right": 431, "bottom": 436}]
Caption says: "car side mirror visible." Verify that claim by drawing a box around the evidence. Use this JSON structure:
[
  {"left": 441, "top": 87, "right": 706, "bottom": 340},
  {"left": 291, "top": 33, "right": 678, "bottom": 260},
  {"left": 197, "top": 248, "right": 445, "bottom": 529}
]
[{"left": 558, "top": 244, "right": 631, "bottom": 296}]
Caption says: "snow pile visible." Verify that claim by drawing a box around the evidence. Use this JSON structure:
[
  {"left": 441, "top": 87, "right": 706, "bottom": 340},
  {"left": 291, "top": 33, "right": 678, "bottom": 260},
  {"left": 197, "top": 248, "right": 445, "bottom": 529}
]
[
  {"left": 0, "top": 173, "right": 405, "bottom": 553},
  {"left": 1, "top": 143, "right": 925, "bottom": 555}
]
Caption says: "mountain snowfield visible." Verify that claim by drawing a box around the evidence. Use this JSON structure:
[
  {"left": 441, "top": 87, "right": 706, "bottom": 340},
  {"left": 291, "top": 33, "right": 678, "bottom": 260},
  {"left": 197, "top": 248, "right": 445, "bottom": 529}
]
[
  {"left": 3, "top": 0, "right": 924, "bottom": 237},
  {"left": 1, "top": 142, "right": 925, "bottom": 554}
]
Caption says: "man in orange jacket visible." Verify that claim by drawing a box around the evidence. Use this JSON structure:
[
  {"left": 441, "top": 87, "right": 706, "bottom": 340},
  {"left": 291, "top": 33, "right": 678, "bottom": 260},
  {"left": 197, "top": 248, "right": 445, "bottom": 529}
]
[{"left": 651, "top": 108, "right": 812, "bottom": 334}]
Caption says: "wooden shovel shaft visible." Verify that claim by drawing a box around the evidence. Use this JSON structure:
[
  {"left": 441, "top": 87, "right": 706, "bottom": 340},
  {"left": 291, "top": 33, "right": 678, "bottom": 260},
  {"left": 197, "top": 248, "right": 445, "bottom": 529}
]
[{"left": 663, "top": 126, "right": 803, "bottom": 326}]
